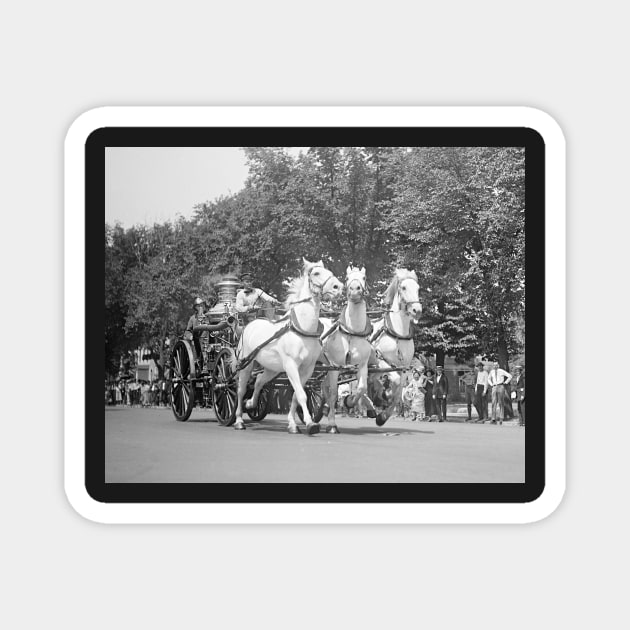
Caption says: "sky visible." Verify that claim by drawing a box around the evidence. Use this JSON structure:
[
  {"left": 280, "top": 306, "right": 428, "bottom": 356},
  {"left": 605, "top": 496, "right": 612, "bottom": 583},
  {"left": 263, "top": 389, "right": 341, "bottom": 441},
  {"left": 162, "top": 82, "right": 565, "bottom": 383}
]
[{"left": 105, "top": 147, "right": 307, "bottom": 227}]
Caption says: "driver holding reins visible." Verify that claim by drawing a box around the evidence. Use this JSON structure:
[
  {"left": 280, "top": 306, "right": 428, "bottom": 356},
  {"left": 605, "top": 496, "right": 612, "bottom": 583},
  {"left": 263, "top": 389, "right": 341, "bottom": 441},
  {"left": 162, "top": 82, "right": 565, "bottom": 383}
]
[{"left": 235, "top": 271, "right": 280, "bottom": 314}]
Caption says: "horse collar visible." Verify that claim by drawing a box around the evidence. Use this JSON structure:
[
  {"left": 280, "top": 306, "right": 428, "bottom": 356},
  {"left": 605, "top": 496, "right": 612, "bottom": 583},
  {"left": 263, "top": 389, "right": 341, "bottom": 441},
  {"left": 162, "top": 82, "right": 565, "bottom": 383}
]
[
  {"left": 290, "top": 308, "right": 324, "bottom": 338},
  {"left": 383, "top": 312, "right": 415, "bottom": 340},
  {"left": 337, "top": 305, "right": 373, "bottom": 338}
]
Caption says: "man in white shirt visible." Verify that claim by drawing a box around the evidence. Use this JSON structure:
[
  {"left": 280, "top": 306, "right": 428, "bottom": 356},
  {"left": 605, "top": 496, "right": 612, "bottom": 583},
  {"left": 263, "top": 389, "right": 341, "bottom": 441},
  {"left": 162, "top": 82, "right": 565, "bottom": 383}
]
[
  {"left": 235, "top": 272, "right": 280, "bottom": 317},
  {"left": 487, "top": 361, "right": 512, "bottom": 424},
  {"left": 474, "top": 362, "right": 489, "bottom": 422}
]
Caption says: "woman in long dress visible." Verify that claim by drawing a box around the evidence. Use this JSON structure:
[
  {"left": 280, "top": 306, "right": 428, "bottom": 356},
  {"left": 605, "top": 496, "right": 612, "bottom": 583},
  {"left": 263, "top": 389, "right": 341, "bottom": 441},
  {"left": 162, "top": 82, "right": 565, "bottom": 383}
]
[{"left": 405, "top": 368, "right": 427, "bottom": 421}]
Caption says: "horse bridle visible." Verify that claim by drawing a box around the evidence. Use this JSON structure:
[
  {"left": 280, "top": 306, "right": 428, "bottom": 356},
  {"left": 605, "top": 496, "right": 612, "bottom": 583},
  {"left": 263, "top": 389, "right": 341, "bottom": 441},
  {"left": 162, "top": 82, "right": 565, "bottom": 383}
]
[
  {"left": 308, "top": 266, "right": 338, "bottom": 298},
  {"left": 346, "top": 270, "right": 368, "bottom": 303},
  {"left": 395, "top": 278, "right": 421, "bottom": 317}
]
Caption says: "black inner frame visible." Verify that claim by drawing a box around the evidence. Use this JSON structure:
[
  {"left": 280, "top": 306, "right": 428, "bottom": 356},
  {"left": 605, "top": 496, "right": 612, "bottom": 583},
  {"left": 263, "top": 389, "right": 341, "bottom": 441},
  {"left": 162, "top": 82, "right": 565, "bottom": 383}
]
[{"left": 88, "top": 126, "right": 545, "bottom": 504}]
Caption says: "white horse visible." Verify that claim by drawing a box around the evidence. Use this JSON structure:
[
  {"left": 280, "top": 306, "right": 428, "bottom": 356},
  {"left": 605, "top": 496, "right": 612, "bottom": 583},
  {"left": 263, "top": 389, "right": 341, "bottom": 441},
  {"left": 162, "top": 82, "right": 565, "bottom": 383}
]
[
  {"left": 233, "top": 258, "right": 343, "bottom": 435},
  {"left": 368, "top": 269, "right": 422, "bottom": 427},
  {"left": 320, "top": 266, "right": 376, "bottom": 434}
]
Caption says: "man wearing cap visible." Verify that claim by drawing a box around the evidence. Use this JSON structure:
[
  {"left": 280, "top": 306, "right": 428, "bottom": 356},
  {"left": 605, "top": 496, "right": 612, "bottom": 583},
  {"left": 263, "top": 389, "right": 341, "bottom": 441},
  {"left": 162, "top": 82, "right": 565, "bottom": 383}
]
[
  {"left": 432, "top": 365, "right": 449, "bottom": 422},
  {"left": 487, "top": 361, "right": 512, "bottom": 424},
  {"left": 511, "top": 366, "right": 526, "bottom": 426},
  {"left": 185, "top": 297, "right": 210, "bottom": 369},
  {"left": 235, "top": 272, "right": 279, "bottom": 315}
]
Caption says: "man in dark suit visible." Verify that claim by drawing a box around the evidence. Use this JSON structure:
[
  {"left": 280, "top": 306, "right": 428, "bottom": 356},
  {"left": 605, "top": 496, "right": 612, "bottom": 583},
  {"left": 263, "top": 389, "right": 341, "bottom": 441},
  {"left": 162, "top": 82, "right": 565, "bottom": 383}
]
[
  {"left": 511, "top": 365, "right": 526, "bottom": 426},
  {"left": 432, "top": 365, "right": 449, "bottom": 422}
]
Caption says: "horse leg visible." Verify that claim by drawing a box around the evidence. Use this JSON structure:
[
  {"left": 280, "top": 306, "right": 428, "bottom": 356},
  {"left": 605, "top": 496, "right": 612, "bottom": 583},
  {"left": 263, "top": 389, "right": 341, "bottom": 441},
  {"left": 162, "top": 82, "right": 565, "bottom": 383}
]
[
  {"left": 234, "top": 362, "right": 255, "bottom": 430},
  {"left": 375, "top": 367, "right": 403, "bottom": 427},
  {"left": 285, "top": 359, "right": 319, "bottom": 436},
  {"left": 355, "top": 362, "right": 376, "bottom": 419},
  {"left": 325, "top": 370, "right": 340, "bottom": 434},
  {"left": 246, "top": 368, "right": 279, "bottom": 409},
  {"left": 287, "top": 392, "right": 301, "bottom": 434}
]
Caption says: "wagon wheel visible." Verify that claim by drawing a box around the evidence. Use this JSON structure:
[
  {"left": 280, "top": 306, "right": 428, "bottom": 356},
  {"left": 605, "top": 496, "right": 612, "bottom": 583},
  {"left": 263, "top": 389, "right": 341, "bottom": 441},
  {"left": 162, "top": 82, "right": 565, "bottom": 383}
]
[
  {"left": 170, "top": 339, "right": 196, "bottom": 421},
  {"left": 245, "top": 383, "right": 270, "bottom": 422},
  {"left": 296, "top": 384, "right": 325, "bottom": 425},
  {"left": 213, "top": 348, "right": 237, "bottom": 426}
]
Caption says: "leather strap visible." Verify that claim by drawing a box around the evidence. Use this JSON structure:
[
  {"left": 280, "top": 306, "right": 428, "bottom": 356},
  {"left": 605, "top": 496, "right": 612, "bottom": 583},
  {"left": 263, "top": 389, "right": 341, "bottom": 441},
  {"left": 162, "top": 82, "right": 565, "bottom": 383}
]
[
  {"left": 337, "top": 305, "right": 374, "bottom": 338},
  {"left": 289, "top": 309, "right": 324, "bottom": 338},
  {"left": 383, "top": 312, "right": 415, "bottom": 340}
]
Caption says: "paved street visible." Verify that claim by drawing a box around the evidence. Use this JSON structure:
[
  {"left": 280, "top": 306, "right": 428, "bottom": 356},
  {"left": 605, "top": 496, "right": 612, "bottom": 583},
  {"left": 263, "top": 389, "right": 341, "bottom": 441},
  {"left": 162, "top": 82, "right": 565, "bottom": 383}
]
[{"left": 105, "top": 406, "right": 525, "bottom": 483}]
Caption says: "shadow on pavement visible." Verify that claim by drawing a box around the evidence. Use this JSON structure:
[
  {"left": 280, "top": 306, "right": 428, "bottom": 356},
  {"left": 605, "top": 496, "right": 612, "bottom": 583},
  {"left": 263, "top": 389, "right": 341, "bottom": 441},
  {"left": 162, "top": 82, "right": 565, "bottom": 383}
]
[{"left": 244, "top": 417, "right": 434, "bottom": 436}]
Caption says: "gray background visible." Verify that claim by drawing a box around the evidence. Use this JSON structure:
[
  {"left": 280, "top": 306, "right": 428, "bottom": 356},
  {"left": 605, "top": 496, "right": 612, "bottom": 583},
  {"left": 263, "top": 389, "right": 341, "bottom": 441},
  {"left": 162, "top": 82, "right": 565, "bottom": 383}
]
[{"left": 2, "top": 1, "right": 625, "bottom": 628}]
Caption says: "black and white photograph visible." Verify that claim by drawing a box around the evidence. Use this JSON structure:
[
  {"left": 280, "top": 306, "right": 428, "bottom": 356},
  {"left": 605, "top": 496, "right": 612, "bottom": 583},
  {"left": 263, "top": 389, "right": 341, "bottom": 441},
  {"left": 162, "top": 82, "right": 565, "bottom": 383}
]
[{"left": 101, "top": 136, "right": 537, "bottom": 492}]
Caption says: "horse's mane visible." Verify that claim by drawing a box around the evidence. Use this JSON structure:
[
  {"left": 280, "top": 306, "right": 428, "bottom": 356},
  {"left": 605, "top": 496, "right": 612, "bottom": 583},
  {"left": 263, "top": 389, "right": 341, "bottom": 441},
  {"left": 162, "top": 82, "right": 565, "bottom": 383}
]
[
  {"left": 283, "top": 258, "right": 323, "bottom": 308},
  {"left": 383, "top": 268, "right": 418, "bottom": 306}
]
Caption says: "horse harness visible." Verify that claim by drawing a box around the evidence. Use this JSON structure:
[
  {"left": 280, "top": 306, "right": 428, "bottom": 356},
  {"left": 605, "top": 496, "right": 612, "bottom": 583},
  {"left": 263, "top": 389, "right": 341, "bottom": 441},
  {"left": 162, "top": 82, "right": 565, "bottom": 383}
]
[
  {"left": 369, "top": 312, "right": 415, "bottom": 370},
  {"left": 320, "top": 304, "right": 373, "bottom": 343}
]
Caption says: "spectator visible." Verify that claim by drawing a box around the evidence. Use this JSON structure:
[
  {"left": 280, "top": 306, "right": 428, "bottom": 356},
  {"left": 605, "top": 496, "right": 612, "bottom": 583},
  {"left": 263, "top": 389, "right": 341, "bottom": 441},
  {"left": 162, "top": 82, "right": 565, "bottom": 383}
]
[
  {"left": 337, "top": 382, "right": 351, "bottom": 415},
  {"left": 432, "top": 365, "right": 449, "bottom": 422},
  {"left": 130, "top": 381, "right": 138, "bottom": 406},
  {"left": 150, "top": 380, "right": 158, "bottom": 406},
  {"left": 424, "top": 368, "right": 436, "bottom": 420},
  {"left": 161, "top": 378, "right": 169, "bottom": 407},
  {"left": 381, "top": 374, "right": 392, "bottom": 406},
  {"left": 141, "top": 381, "right": 150, "bottom": 407},
  {"left": 404, "top": 368, "right": 427, "bottom": 421},
  {"left": 461, "top": 367, "right": 477, "bottom": 422},
  {"left": 474, "top": 362, "right": 489, "bottom": 422},
  {"left": 487, "top": 361, "right": 512, "bottom": 424},
  {"left": 511, "top": 365, "right": 526, "bottom": 426}
]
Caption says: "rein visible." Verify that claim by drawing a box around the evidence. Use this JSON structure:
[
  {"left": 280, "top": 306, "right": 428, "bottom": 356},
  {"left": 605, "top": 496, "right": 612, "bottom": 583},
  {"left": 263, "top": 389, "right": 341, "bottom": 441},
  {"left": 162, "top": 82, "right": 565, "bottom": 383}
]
[{"left": 235, "top": 302, "right": 323, "bottom": 371}]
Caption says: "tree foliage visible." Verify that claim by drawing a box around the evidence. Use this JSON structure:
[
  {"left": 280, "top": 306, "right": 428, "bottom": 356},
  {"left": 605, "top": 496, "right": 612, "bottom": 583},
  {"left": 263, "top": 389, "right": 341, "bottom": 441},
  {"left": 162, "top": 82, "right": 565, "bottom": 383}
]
[{"left": 105, "top": 146, "right": 525, "bottom": 376}]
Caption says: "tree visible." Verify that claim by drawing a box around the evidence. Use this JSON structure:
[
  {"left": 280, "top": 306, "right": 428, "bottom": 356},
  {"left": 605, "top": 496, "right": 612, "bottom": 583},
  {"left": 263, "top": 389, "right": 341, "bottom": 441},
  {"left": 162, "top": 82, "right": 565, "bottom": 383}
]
[
  {"left": 104, "top": 146, "right": 525, "bottom": 376},
  {"left": 382, "top": 146, "right": 525, "bottom": 367}
]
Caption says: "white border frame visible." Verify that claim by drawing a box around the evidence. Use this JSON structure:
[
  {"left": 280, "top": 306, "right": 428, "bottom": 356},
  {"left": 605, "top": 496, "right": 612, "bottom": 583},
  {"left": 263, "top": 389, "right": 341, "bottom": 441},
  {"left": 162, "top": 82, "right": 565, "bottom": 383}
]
[{"left": 64, "top": 106, "right": 565, "bottom": 524}]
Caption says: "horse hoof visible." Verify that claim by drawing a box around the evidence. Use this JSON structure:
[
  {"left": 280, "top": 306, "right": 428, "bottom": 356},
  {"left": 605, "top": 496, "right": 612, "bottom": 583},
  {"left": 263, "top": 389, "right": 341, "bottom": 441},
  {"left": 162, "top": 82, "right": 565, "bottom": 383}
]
[
  {"left": 234, "top": 423, "right": 246, "bottom": 431},
  {"left": 306, "top": 423, "right": 320, "bottom": 436},
  {"left": 375, "top": 413, "right": 387, "bottom": 427},
  {"left": 326, "top": 425, "right": 340, "bottom": 434},
  {"left": 288, "top": 425, "right": 301, "bottom": 434},
  {"left": 366, "top": 409, "right": 376, "bottom": 418}
]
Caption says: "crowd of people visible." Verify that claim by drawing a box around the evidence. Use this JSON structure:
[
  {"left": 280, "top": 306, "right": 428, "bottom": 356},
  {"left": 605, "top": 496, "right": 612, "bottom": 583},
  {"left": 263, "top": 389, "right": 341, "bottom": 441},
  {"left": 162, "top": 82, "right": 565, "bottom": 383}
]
[
  {"left": 104, "top": 379, "right": 171, "bottom": 408},
  {"left": 401, "top": 361, "right": 525, "bottom": 426}
]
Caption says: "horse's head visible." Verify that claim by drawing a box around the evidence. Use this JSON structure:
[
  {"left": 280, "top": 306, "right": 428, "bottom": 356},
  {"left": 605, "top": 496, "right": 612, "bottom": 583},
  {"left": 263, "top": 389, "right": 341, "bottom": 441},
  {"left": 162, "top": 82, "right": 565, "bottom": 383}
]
[
  {"left": 385, "top": 269, "right": 422, "bottom": 320},
  {"left": 303, "top": 257, "right": 343, "bottom": 300},
  {"left": 346, "top": 266, "right": 368, "bottom": 303}
]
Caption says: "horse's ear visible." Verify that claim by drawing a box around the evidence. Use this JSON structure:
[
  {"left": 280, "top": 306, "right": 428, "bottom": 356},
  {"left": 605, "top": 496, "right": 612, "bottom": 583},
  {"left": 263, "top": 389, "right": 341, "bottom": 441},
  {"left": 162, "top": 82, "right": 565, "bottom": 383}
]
[
  {"left": 360, "top": 267, "right": 366, "bottom": 277},
  {"left": 346, "top": 265, "right": 352, "bottom": 277}
]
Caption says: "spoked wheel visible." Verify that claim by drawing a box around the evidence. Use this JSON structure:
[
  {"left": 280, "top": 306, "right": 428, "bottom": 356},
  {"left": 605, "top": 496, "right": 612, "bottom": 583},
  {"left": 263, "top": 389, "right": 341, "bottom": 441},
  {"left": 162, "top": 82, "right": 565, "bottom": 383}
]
[
  {"left": 245, "top": 383, "right": 270, "bottom": 422},
  {"left": 296, "top": 384, "right": 325, "bottom": 425},
  {"left": 170, "top": 339, "right": 196, "bottom": 421},
  {"left": 213, "top": 348, "right": 238, "bottom": 426}
]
